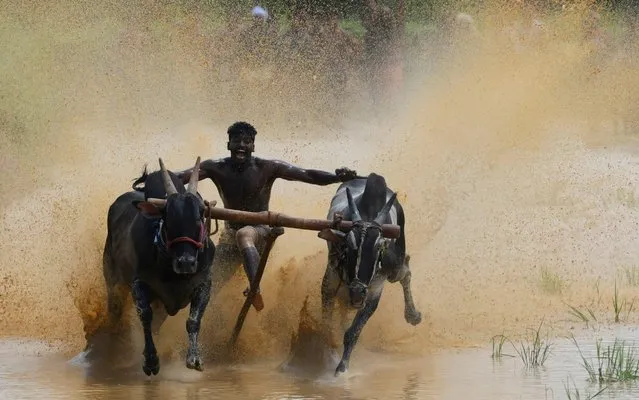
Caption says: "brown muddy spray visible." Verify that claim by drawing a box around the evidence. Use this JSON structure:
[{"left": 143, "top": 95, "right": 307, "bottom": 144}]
[{"left": 1, "top": 0, "right": 639, "bottom": 372}]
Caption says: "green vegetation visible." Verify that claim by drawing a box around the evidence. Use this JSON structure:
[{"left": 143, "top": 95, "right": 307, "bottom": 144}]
[
  {"left": 540, "top": 267, "right": 564, "bottom": 295},
  {"left": 622, "top": 266, "right": 639, "bottom": 287},
  {"left": 612, "top": 280, "right": 635, "bottom": 323},
  {"left": 491, "top": 334, "right": 514, "bottom": 359},
  {"left": 563, "top": 376, "right": 607, "bottom": 400},
  {"left": 489, "top": 320, "right": 552, "bottom": 368},
  {"left": 567, "top": 303, "right": 598, "bottom": 327},
  {"left": 565, "top": 280, "right": 635, "bottom": 326},
  {"left": 512, "top": 319, "right": 553, "bottom": 368},
  {"left": 573, "top": 336, "right": 639, "bottom": 384}
]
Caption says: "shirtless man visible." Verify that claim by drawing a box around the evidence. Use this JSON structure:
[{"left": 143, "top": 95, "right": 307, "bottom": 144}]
[{"left": 176, "top": 122, "right": 358, "bottom": 311}]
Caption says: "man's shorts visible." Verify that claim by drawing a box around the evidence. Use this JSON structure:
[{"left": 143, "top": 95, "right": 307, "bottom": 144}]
[
  {"left": 211, "top": 225, "right": 272, "bottom": 283},
  {"left": 218, "top": 224, "right": 271, "bottom": 249}
]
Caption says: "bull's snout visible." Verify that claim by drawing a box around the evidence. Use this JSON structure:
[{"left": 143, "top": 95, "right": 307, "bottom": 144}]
[
  {"left": 173, "top": 255, "right": 198, "bottom": 274},
  {"left": 348, "top": 284, "right": 368, "bottom": 309}
]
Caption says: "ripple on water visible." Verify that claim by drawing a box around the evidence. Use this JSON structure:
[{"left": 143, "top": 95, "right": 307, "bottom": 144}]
[{"left": 3, "top": 327, "right": 639, "bottom": 399}]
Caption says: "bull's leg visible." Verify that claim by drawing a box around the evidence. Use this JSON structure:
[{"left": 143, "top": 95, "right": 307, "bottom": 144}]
[
  {"left": 105, "top": 283, "right": 127, "bottom": 330},
  {"left": 321, "top": 261, "right": 340, "bottom": 344},
  {"left": 131, "top": 278, "right": 159, "bottom": 376},
  {"left": 151, "top": 300, "right": 168, "bottom": 335},
  {"left": 335, "top": 293, "right": 381, "bottom": 377},
  {"left": 103, "top": 243, "right": 127, "bottom": 331},
  {"left": 397, "top": 255, "right": 422, "bottom": 326},
  {"left": 186, "top": 278, "right": 212, "bottom": 371}
]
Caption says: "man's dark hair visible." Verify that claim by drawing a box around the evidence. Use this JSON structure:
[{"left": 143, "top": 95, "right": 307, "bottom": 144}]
[{"left": 228, "top": 121, "right": 257, "bottom": 138}]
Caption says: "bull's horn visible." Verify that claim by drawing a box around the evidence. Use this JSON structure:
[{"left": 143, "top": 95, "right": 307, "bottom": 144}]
[
  {"left": 158, "top": 158, "right": 178, "bottom": 196},
  {"left": 187, "top": 156, "right": 201, "bottom": 195},
  {"left": 346, "top": 188, "right": 362, "bottom": 222},
  {"left": 374, "top": 192, "right": 397, "bottom": 225}
]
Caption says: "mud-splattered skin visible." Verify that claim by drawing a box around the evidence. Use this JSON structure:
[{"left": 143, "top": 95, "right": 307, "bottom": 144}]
[
  {"left": 179, "top": 137, "right": 356, "bottom": 228},
  {"left": 318, "top": 173, "right": 422, "bottom": 376},
  {"left": 192, "top": 156, "right": 350, "bottom": 228},
  {"left": 102, "top": 159, "right": 214, "bottom": 375},
  {"left": 176, "top": 122, "right": 357, "bottom": 311}
]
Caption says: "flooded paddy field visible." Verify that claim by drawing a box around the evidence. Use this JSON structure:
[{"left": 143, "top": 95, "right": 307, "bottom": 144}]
[{"left": 3, "top": 326, "right": 639, "bottom": 399}]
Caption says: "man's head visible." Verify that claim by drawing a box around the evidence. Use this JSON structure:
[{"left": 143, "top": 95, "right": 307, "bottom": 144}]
[{"left": 227, "top": 121, "right": 257, "bottom": 163}]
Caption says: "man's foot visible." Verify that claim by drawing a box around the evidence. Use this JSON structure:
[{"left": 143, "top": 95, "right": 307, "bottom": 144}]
[
  {"left": 252, "top": 292, "right": 264, "bottom": 311},
  {"left": 243, "top": 288, "right": 265, "bottom": 312}
]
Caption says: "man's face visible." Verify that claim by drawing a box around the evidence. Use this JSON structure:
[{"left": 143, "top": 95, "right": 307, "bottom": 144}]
[{"left": 227, "top": 133, "right": 255, "bottom": 163}]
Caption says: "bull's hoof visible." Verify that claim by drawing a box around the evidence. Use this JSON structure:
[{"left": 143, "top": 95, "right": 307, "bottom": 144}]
[
  {"left": 186, "top": 354, "right": 204, "bottom": 372},
  {"left": 334, "top": 361, "right": 348, "bottom": 377},
  {"left": 142, "top": 353, "right": 160, "bottom": 376},
  {"left": 405, "top": 310, "right": 422, "bottom": 326}
]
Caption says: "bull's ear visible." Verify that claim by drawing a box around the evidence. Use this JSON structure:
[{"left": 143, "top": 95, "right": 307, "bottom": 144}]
[
  {"left": 318, "top": 228, "right": 346, "bottom": 242},
  {"left": 133, "top": 200, "right": 161, "bottom": 216}
]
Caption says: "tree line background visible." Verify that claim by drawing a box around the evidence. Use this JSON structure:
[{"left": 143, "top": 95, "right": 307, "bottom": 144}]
[{"left": 206, "top": 0, "right": 639, "bottom": 22}]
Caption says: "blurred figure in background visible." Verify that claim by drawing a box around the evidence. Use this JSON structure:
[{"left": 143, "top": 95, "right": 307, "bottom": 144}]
[{"left": 361, "top": 0, "right": 404, "bottom": 108}]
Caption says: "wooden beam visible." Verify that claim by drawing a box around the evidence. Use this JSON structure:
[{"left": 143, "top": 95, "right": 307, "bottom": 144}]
[{"left": 146, "top": 198, "right": 401, "bottom": 239}]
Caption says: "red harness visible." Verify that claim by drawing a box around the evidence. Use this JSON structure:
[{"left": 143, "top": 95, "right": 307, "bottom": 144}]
[{"left": 164, "top": 222, "right": 206, "bottom": 250}]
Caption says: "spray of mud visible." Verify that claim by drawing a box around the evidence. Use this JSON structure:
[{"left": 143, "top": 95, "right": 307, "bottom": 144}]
[{"left": 2, "top": 0, "right": 639, "bottom": 374}]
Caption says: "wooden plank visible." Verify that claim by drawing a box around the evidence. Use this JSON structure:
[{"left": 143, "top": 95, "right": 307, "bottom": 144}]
[{"left": 146, "top": 198, "right": 401, "bottom": 239}]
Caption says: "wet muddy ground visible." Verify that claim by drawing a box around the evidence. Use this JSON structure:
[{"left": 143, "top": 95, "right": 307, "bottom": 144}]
[{"left": 2, "top": 325, "right": 639, "bottom": 399}]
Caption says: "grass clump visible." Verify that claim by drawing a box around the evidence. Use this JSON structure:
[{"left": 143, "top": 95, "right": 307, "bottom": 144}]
[
  {"left": 612, "top": 280, "right": 635, "bottom": 323},
  {"left": 566, "top": 280, "right": 635, "bottom": 326},
  {"left": 512, "top": 319, "right": 553, "bottom": 368},
  {"left": 540, "top": 267, "right": 564, "bottom": 295},
  {"left": 491, "top": 334, "right": 514, "bottom": 359},
  {"left": 489, "top": 320, "right": 552, "bottom": 367},
  {"left": 572, "top": 336, "right": 639, "bottom": 384},
  {"left": 567, "top": 303, "right": 597, "bottom": 327},
  {"left": 563, "top": 376, "right": 607, "bottom": 400},
  {"left": 622, "top": 266, "right": 639, "bottom": 287}
]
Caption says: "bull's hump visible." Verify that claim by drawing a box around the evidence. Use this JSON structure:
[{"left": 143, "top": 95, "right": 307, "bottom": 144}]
[
  {"left": 365, "top": 173, "right": 386, "bottom": 187},
  {"left": 329, "top": 175, "right": 399, "bottom": 225}
]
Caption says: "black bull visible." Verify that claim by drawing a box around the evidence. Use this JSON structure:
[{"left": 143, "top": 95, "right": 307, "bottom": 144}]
[
  {"left": 102, "top": 157, "right": 215, "bottom": 376},
  {"left": 318, "top": 173, "right": 422, "bottom": 376}
]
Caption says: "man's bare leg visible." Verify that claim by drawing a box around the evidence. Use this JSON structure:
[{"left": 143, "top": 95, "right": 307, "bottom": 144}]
[{"left": 236, "top": 226, "right": 265, "bottom": 311}]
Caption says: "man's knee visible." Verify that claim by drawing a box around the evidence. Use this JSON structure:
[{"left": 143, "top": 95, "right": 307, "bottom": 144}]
[{"left": 235, "top": 226, "right": 259, "bottom": 250}]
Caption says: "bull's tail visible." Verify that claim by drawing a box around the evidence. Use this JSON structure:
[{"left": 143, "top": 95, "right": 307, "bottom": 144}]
[{"left": 131, "top": 164, "right": 149, "bottom": 192}]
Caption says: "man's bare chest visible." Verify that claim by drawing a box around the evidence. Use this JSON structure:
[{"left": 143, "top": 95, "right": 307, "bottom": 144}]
[{"left": 213, "top": 170, "right": 269, "bottom": 194}]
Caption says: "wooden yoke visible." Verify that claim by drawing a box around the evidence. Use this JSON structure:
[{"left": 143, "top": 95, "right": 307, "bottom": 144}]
[{"left": 146, "top": 198, "right": 401, "bottom": 239}]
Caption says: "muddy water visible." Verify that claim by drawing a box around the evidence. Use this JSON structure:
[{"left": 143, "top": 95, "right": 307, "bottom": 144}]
[{"left": 2, "top": 327, "right": 639, "bottom": 400}]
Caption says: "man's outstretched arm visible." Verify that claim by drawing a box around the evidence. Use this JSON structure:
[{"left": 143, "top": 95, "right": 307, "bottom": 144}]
[
  {"left": 271, "top": 160, "right": 359, "bottom": 186},
  {"left": 175, "top": 159, "right": 215, "bottom": 185}
]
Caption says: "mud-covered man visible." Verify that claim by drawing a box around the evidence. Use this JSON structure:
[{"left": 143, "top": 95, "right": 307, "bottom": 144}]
[{"left": 176, "top": 122, "right": 358, "bottom": 311}]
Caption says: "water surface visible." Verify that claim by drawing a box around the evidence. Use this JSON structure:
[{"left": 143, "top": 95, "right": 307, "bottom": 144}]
[{"left": 2, "top": 326, "right": 639, "bottom": 400}]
